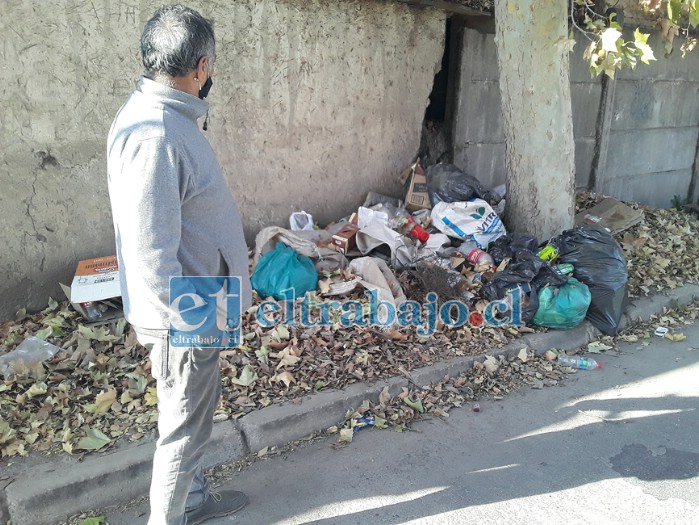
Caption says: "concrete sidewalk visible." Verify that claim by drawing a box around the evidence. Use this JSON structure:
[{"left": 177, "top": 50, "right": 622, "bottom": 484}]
[
  {"left": 2, "top": 284, "right": 698, "bottom": 525},
  {"left": 168, "top": 303, "right": 699, "bottom": 524}
]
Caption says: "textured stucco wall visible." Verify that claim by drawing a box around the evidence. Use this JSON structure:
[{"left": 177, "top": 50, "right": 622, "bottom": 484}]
[{"left": 0, "top": 0, "right": 445, "bottom": 318}]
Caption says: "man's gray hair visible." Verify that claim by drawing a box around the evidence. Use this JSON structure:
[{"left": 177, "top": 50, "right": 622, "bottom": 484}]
[{"left": 141, "top": 4, "right": 215, "bottom": 81}]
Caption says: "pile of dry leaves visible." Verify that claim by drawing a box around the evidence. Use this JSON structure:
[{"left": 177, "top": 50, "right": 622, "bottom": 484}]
[
  {"left": 576, "top": 193, "right": 699, "bottom": 297},
  {"left": 332, "top": 347, "right": 568, "bottom": 445},
  {"left": 2, "top": 196, "right": 699, "bottom": 459},
  {"left": 0, "top": 295, "right": 526, "bottom": 459}
]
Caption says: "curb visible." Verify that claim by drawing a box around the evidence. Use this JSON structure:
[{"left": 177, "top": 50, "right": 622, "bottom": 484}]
[{"left": 3, "top": 284, "right": 698, "bottom": 525}]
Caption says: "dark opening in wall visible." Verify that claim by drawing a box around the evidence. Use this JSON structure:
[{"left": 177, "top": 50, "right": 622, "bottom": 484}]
[
  {"left": 425, "top": 17, "right": 452, "bottom": 123},
  {"left": 419, "top": 17, "right": 455, "bottom": 166}
]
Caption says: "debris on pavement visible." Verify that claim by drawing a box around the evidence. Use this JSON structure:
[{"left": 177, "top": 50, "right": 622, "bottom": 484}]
[
  {"left": 401, "top": 161, "right": 431, "bottom": 213},
  {"left": 548, "top": 226, "right": 629, "bottom": 336},
  {"left": 251, "top": 242, "right": 319, "bottom": 300},
  {"left": 62, "top": 256, "right": 123, "bottom": 323},
  {"left": 0, "top": 336, "right": 61, "bottom": 379},
  {"left": 557, "top": 354, "right": 602, "bottom": 370},
  {"left": 655, "top": 326, "right": 669, "bottom": 337},
  {"left": 425, "top": 163, "right": 495, "bottom": 206},
  {"left": 430, "top": 199, "right": 506, "bottom": 248},
  {"left": 332, "top": 349, "right": 576, "bottom": 444},
  {"left": 4, "top": 181, "right": 699, "bottom": 460},
  {"left": 574, "top": 197, "right": 643, "bottom": 234},
  {"left": 533, "top": 278, "right": 591, "bottom": 330}
]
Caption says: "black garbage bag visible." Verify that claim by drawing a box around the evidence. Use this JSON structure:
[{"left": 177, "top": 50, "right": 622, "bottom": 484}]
[
  {"left": 482, "top": 281, "right": 540, "bottom": 325},
  {"left": 531, "top": 261, "right": 569, "bottom": 290},
  {"left": 488, "top": 233, "right": 540, "bottom": 265},
  {"left": 426, "top": 164, "right": 492, "bottom": 206},
  {"left": 549, "top": 226, "right": 628, "bottom": 336},
  {"left": 481, "top": 250, "right": 566, "bottom": 324}
]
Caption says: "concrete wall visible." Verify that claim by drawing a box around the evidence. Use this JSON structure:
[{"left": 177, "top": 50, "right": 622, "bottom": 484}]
[
  {"left": 598, "top": 33, "right": 699, "bottom": 207},
  {"left": 451, "top": 23, "right": 602, "bottom": 190},
  {"left": 0, "top": 0, "right": 445, "bottom": 318},
  {"left": 451, "top": 23, "right": 699, "bottom": 204}
]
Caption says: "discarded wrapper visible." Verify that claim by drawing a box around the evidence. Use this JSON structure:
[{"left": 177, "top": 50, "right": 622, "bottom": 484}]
[
  {"left": 325, "top": 277, "right": 361, "bottom": 296},
  {"left": 654, "top": 326, "right": 669, "bottom": 337},
  {"left": 353, "top": 417, "right": 375, "bottom": 432}
]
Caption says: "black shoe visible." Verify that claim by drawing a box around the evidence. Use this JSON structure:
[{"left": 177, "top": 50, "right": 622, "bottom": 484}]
[{"left": 185, "top": 489, "right": 248, "bottom": 524}]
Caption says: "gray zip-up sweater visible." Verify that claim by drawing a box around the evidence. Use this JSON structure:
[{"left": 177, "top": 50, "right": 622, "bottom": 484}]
[{"left": 107, "top": 77, "right": 252, "bottom": 330}]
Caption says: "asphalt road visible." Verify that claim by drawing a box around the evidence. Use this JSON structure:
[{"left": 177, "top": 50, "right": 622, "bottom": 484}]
[{"left": 109, "top": 321, "right": 699, "bottom": 525}]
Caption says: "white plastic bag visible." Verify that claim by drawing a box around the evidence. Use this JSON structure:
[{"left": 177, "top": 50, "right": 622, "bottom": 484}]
[
  {"left": 0, "top": 337, "right": 62, "bottom": 379},
  {"left": 289, "top": 211, "right": 314, "bottom": 231},
  {"left": 357, "top": 207, "right": 389, "bottom": 228},
  {"left": 430, "top": 199, "right": 506, "bottom": 249}
]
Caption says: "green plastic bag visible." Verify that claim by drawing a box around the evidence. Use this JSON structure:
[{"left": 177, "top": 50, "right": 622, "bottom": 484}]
[
  {"left": 251, "top": 243, "right": 318, "bottom": 300},
  {"left": 533, "top": 277, "right": 592, "bottom": 330}
]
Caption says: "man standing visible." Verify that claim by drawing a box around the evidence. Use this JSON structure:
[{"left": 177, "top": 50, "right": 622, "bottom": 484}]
[{"left": 107, "top": 5, "right": 252, "bottom": 524}]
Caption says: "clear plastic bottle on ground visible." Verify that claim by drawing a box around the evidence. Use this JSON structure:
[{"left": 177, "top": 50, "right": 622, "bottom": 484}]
[
  {"left": 80, "top": 301, "right": 103, "bottom": 321},
  {"left": 558, "top": 355, "right": 601, "bottom": 370},
  {"left": 458, "top": 241, "right": 495, "bottom": 270}
]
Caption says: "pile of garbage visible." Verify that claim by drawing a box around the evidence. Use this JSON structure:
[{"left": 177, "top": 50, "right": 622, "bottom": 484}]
[
  {"left": 251, "top": 161, "right": 630, "bottom": 338},
  {"left": 5, "top": 161, "right": 699, "bottom": 460}
]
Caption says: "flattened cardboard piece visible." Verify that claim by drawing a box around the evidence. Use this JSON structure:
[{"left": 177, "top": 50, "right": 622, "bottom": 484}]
[{"left": 574, "top": 198, "right": 643, "bottom": 234}]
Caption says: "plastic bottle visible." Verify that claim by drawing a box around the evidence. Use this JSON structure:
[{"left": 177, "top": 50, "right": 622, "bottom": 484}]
[
  {"left": 458, "top": 241, "right": 495, "bottom": 270},
  {"left": 389, "top": 212, "right": 430, "bottom": 242},
  {"left": 403, "top": 216, "right": 430, "bottom": 242},
  {"left": 554, "top": 263, "right": 574, "bottom": 276},
  {"left": 80, "top": 301, "right": 103, "bottom": 321},
  {"left": 558, "top": 355, "right": 601, "bottom": 370}
]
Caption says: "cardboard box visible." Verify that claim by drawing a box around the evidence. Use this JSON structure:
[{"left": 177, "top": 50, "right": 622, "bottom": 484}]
[
  {"left": 331, "top": 224, "right": 360, "bottom": 255},
  {"left": 60, "top": 283, "right": 124, "bottom": 325},
  {"left": 401, "top": 162, "right": 431, "bottom": 213},
  {"left": 70, "top": 256, "right": 121, "bottom": 303},
  {"left": 59, "top": 256, "right": 123, "bottom": 324}
]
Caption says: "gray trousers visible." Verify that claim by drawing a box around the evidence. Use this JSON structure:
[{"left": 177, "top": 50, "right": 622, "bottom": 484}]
[{"left": 136, "top": 330, "right": 221, "bottom": 525}]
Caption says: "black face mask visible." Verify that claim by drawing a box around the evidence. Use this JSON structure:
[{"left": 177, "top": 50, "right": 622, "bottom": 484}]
[{"left": 198, "top": 76, "right": 213, "bottom": 99}]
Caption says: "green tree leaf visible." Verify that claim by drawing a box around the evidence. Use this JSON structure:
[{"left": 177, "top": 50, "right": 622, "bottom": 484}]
[
  {"left": 600, "top": 27, "right": 622, "bottom": 53},
  {"left": 634, "top": 29, "right": 656, "bottom": 64},
  {"left": 690, "top": 1, "right": 699, "bottom": 27},
  {"left": 403, "top": 396, "right": 425, "bottom": 413},
  {"left": 230, "top": 364, "right": 258, "bottom": 387},
  {"left": 79, "top": 517, "right": 106, "bottom": 525},
  {"left": 76, "top": 428, "right": 111, "bottom": 451},
  {"left": 34, "top": 326, "right": 55, "bottom": 340},
  {"left": 668, "top": 0, "right": 683, "bottom": 22}
]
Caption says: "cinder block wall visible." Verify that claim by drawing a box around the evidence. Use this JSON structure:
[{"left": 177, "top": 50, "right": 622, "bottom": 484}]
[
  {"left": 451, "top": 23, "right": 699, "bottom": 204},
  {"left": 0, "top": 0, "right": 445, "bottom": 318},
  {"left": 599, "top": 38, "right": 699, "bottom": 206}
]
